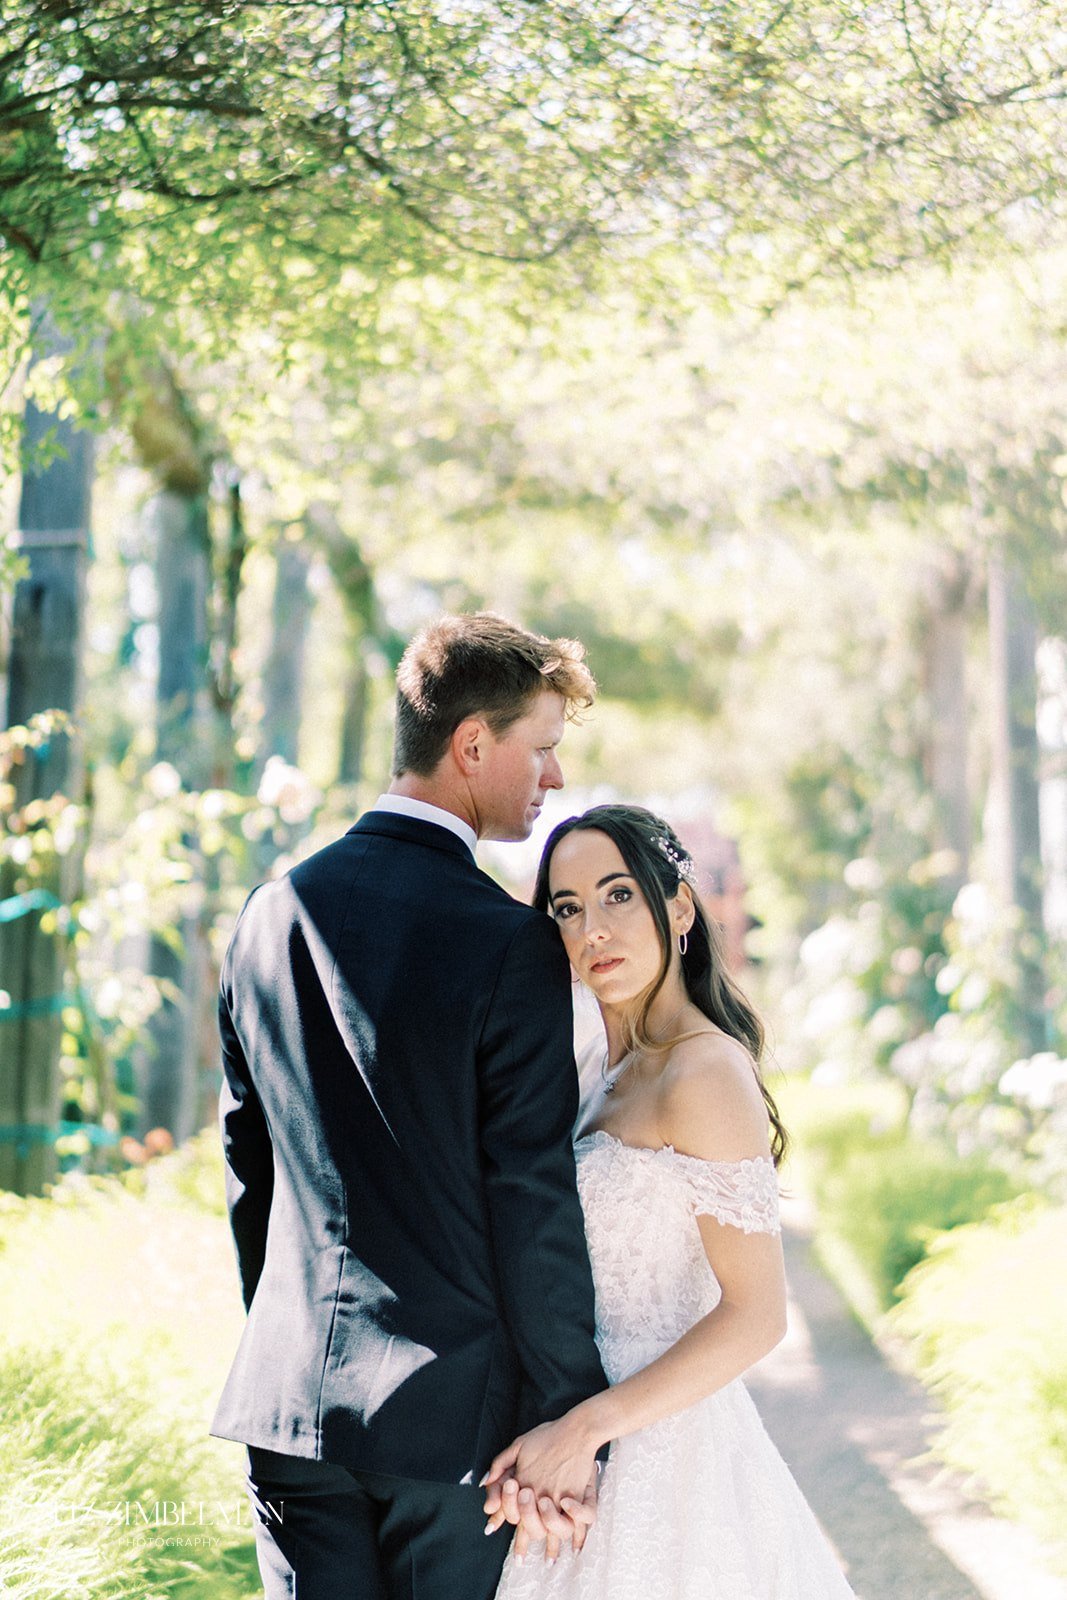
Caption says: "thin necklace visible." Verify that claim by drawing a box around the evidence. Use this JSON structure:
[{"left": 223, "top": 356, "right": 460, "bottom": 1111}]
[
  {"left": 600, "top": 1006, "right": 689, "bottom": 1094},
  {"left": 600, "top": 1047, "right": 635, "bottom": 1094}
]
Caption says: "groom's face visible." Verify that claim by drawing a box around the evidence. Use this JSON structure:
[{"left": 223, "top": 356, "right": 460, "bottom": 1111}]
[{"left": 475, "top": 689, "right": 566, "bottom": 841}]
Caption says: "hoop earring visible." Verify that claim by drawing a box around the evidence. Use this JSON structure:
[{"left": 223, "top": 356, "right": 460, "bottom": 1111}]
[{"left": 678, "top": 932, "right": 688, "bottom": 956}]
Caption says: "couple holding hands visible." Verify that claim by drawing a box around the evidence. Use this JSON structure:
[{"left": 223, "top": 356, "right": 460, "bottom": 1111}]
[{"left": 212, "top": 612, "right": 855, "bottom": 1599}]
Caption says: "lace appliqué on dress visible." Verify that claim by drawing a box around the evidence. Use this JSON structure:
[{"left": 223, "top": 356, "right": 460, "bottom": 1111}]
[{"left": 670, "top": 1149, "right": 781, "bottom": 1236}]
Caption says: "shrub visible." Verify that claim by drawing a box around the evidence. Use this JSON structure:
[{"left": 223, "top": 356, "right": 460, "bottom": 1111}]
[
  {"left": 0, "top": 1343, "right": 261, "bottom": 1600},
  {"left": 139, "top": 1126, "right": 229, "bottom": 1216},
  {"left": 890, "top": 1198, "right": 1067, "bottom": 1568},
  {"left": 775, "top": 1075, "right": 1021, "bottom": 1311},
  {"left": 818, "top": 1140, "right": 1022, "bottom": 1310},
  {"left": 0, "top": 1156, "right": 257, "bottom": 1599}
]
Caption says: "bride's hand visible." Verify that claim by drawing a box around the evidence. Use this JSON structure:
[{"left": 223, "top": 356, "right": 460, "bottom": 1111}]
[
  {"left": 484, "top": 1471, "right": 598, "bottom": 1564},
  {"left": 481, "top": 1414, "right": 600, "bottom": 1550}
]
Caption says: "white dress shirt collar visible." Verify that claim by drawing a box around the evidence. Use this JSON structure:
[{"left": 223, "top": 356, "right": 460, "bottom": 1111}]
[{"left": 374, "top": 793, "right": 478, "bottom": 857}]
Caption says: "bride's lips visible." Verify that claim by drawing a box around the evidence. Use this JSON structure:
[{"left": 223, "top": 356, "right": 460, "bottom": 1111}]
[{"left": 590, "top": 957, "right": 623, "bottom": 974}]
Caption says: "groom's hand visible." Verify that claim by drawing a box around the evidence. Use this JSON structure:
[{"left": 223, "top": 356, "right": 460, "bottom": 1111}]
[
  {"left": 556, "top": 1470, "right": 599, "bottom": 1555},
  {"left": 483, "top": 1468, "right": 599, "bottom": 1563}
]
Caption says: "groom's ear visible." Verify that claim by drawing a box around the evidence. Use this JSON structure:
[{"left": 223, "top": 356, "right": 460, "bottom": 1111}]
[{"left": 452, "top": 715, "right": 489, "bottom": 777}]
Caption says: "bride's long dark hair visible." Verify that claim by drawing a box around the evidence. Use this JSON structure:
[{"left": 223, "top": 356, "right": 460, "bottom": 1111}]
[{"left": 534, "top": 803, "right": 787, "bottom": 1167}]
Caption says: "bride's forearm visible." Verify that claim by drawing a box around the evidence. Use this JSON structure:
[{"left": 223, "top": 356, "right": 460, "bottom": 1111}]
[{"left": 569, "top": 1300, "right": 786, "bottom": 1451}]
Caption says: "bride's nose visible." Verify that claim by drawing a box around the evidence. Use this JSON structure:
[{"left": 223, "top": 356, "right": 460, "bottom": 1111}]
[{"left": 583, "top": 912, "right": 609, "bottom": 944}]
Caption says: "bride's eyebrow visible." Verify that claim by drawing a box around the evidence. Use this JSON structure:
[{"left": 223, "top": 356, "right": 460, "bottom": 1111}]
[{"left": 550, "top": 872, "right": 631, "bottom": 902}]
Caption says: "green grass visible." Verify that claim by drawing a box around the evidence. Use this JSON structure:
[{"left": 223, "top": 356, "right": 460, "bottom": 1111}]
[{"left": 0, "top": 1139, "right": 260, "bottom": 1599}]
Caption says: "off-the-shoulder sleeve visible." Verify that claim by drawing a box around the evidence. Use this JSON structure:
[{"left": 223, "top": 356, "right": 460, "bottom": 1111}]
[{"left": 677, "top": 1153, "right": 781, "bottom": 1235}]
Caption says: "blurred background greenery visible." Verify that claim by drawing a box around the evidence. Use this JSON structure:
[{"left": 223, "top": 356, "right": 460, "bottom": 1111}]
[{"left": 3, "top": 1, "right": 1067, "bottom": 1593}]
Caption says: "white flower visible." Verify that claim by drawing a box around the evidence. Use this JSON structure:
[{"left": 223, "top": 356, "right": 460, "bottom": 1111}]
[
  {"left": 957, "top": 973, "right": 990, "bottom": 1012},
  {"left": 146, "top": 761, "right": 182, "bottom": 800},
  {"left": 844, "top": 857, "right": 883, "bottom": 891},
  {"left": 803, "top": 979, "right": 867, "bottom": 1038},
  {"left": 999, "top": 1053, "right": 1067, "bottom": 1111},
  {"left": 52, "top": 807, "right": 81, "bottom": 856},
  {"left": 200, "top": 788, "right": 229, "bottom": 821},
  {"left": 257, "top": 756, "right": 321, "bottom": 825},
  {"left": 799, "top": 917, "right": 859, "bottom": 978},
  {"left": 890, "top": 946, "right": 924, "bottom": 977},
  {"left": 869, "top": 1005, "right": 908, "bottom": 1045},
  {"left": 95, "top": 977, "right": 125, "bottom": 1019}
]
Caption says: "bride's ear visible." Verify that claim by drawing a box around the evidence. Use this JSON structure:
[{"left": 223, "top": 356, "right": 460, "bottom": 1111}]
[{"left": 672, "top": 883, "right": 696, "bottom": 938}]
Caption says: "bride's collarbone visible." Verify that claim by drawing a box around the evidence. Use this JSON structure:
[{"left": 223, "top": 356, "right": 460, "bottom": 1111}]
[{"left": 588, "top": 1080, "right": 665, "bottom": 1148}]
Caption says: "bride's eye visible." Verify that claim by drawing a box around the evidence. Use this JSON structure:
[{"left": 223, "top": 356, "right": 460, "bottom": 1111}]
[
  {"left": 554, "top": 902, "right": 579, "bottom": 920},
  {"left": 607, "top": 887, "right": 632, "bottom": 905}
]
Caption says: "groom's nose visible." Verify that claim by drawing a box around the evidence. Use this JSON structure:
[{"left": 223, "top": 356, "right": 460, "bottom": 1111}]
[{"left": 542, "top": 751, "right": 564, "bottom": 790}]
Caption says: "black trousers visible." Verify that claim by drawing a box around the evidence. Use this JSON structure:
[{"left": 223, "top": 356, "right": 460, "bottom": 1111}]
[{"left": 245, "top": 1446, "right": 511, "bottom": 1600}]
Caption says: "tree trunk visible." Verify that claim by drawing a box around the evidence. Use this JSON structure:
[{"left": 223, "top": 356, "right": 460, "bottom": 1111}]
[
  {"left": 305, "top": 504, "right": 376, "bottom": 789},
  {"left": 986, "top": 549, "right": 1046, "bottom": 1051},
  {"left": 0, "top": 346, "right": 92, "bottom": 1195},
  {"left": 920, "top": 555, "right": 971, "bottom": 887},
  {"left": 1037, "top": 639, "right": 1067, "bottom": 939},
  {"left": 338, "top": 649, "right": 370, "bottom": 785},
  {"left": 141, "top": 487, "right": 211, "bottom": 1142},
  {"left": 261, "top": 536, "right": 314, "bottom": 767},
  {"left": 208, "top": 476, "right": 249, "bottom": 789}
]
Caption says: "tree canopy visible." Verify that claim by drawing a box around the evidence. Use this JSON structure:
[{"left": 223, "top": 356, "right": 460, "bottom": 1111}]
[{"left": 3, "top": 0, "right": 1067, "bottom": 400}]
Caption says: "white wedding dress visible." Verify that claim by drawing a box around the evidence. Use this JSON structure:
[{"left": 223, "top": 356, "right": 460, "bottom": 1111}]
[{"left": 495, "top": 1113, "right": 857, "bottom": 1599}]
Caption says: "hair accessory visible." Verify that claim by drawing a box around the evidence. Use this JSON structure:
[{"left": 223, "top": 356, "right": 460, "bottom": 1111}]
[{"left": 653, "top": 832, "right": 697, "bottom": 885}]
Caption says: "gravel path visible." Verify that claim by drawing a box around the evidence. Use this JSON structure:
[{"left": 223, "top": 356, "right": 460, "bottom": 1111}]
[{"left": 745, "top": 1199, "right": 1066, "bottom": 1600}]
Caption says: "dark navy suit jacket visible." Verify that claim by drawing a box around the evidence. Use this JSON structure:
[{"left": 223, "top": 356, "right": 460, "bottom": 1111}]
[{"left": 211, "top": 809, "right": 607, "bottom": 1483}]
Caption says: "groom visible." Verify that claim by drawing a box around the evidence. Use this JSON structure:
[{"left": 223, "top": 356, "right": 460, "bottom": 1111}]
[{"left": 211, "top": 612, "right": 608, "bottom": 1599}]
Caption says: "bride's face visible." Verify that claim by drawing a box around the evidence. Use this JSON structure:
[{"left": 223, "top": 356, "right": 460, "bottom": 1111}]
[{"left": 546, "top": 829, "right": 664, "bottom": 1006}]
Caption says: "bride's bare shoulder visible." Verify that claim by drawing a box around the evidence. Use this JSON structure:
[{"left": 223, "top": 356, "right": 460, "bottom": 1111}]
[{"left": 656, "top": 1029, "right": 771, "bottom": 1163}]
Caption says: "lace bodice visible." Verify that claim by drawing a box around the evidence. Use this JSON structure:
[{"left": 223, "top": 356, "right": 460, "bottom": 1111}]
[
  {"left": 574, "top": 1130, "right": 780, "bottom": 1383},
  {"left": 496, "top": 1129, "right": 855, "bottom": 1597}
]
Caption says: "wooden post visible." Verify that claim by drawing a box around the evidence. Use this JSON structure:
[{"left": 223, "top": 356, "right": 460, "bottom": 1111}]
[{"left": 0, "top": 354, "right": 92, "bottom": 1195}]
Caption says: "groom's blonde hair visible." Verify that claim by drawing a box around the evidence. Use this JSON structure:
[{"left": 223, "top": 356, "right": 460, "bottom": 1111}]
[{"left": 392, "top": 612, "right": 595, "bottom": 777}]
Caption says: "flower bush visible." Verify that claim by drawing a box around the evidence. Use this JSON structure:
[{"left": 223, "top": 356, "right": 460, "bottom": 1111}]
[{"left": 779, "top": 857, "right": 1067, "bottom": 1188}]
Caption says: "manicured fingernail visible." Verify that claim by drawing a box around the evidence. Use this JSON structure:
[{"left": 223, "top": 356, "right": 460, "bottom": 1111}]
[
  {"left": 515, "top": 1554, "right": 524, "bottom": 1567},
  {"left": 546, "top": 1558, "right": 556, "bottom": 1567},
  {"left": 478, "top": 1473, "right": 488, "bottom": 1487}
]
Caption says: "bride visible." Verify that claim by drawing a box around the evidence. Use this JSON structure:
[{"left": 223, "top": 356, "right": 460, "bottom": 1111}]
[{"left": 483, "top": 804, "right": 856, "bottom": 1599}]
